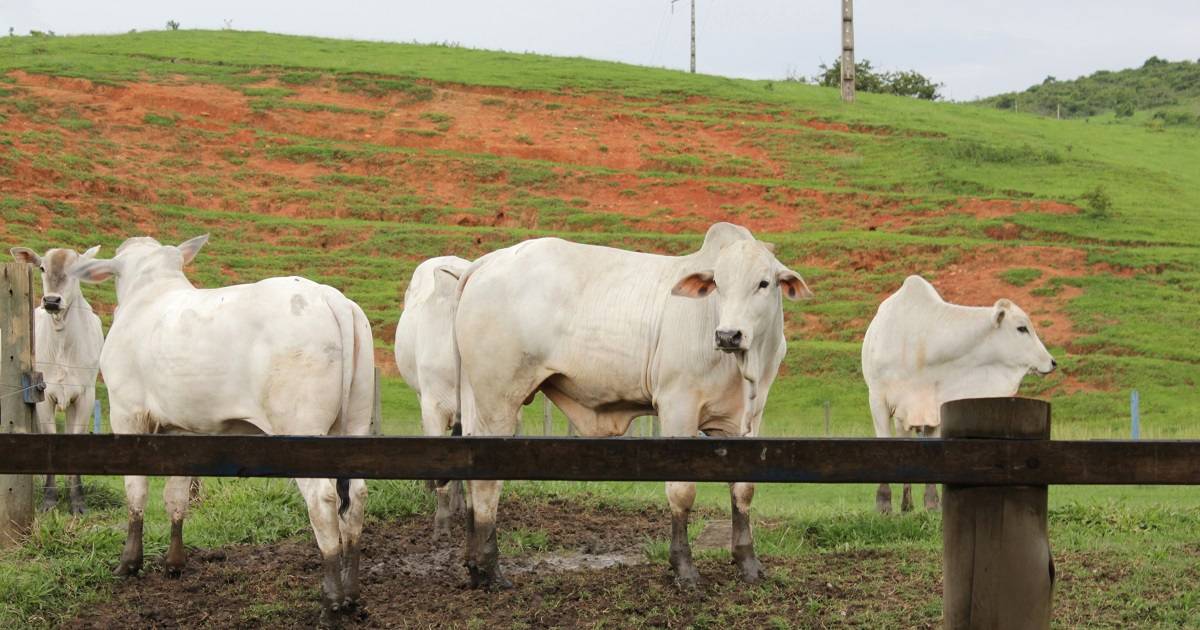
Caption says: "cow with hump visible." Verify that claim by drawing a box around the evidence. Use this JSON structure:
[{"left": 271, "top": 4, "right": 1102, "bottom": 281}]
[
  {"left": 10, "top": 244, "right": 104, "bottom": 514},
  {"left": 452, "top": 222, "right": 812, "bottom": 589},
  {"left": 394, "top": 255, "right": 472, "bottom": 539},
  {"left": 861, "top": 274, "right": 1057, "bottom": 513},
  {"left": 69, "top": 235, "right": 375, "bottom": 622}
]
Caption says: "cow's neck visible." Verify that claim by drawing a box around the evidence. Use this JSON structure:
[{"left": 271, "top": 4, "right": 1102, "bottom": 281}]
[{"left": 738, "top": 302, "right": 785, "bottom": 401}]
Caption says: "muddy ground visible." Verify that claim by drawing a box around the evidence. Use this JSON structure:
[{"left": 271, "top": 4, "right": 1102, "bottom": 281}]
[{"left": 64, "top": 494, "right": 1147, "bottom": 629}]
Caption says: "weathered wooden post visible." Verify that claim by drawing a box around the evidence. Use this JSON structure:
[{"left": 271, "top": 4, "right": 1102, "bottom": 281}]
[
  {"left": 840, "top": 0, "right": 855, "bottom": 103},
  {"left": 369, "top": 367, "right": 382, "bottom": 436},
  {"left": 1, "top": 262, "right": 37, "bottom": 547},
  {"left": 942, "top": 397, "right": 1053, "bottom": 629}
]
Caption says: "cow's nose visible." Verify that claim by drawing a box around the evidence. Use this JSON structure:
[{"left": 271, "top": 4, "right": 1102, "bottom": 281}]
[
  {"left": 715, "top": 329, "right": 743, "bottom": 349},
  {"left": 1051, "top": 359, "right": 1058, "bottom": 370},
  {"left": 43, "top": 295, "right": 62, "bottom": 309}
]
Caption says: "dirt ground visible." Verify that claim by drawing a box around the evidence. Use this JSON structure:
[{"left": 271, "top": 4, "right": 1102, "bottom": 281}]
[{"left": 64, "top": 495, "right": 941, "bottom": 629}]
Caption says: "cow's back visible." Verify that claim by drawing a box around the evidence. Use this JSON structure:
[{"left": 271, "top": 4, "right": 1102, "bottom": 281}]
[
  {"left": 102, "top": 276, "right": 351, "bottom": 435},
  {"left": 458, "top": 238, "right": 686, "bottom": 406},
  {"left": 395, "top": 256, "right": 468, "bottom": 412}
]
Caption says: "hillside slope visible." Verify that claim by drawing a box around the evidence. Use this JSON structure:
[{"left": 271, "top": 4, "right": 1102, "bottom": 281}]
[
  {"left": 1, "top": 31, "right": 1197, "bottom": 435},
  {"left": 977, "top": 56, "right": 1200, "bottom": 123}
]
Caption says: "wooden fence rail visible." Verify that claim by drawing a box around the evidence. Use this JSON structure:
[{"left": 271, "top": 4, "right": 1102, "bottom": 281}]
[{"left": 1, "top": 433, "right": 1198, "bottom": 484}]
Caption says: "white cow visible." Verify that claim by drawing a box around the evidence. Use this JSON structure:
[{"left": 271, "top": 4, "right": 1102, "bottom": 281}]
[
  {"left": 10, "top": 245, "right": 104, "bottom": 514},
  {"left": 453, "top": 223, "right": 812, "bottom": 589},
  {"left": 394, "top": 255, "right": 471, "bottom": 538},
  {"left": 862, "top": 275, "right": 1056, "bottom": 513},
  {"left": 70, "top": 235, "right": 374, "bottom": 620}
]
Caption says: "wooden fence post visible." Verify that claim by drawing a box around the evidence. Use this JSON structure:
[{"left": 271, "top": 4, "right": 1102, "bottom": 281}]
[
  {"left": 1, "top": 262, "right": 37, "bottom": 547},
  {"left": 369, "top": 367, "right": 382, "bottom": 436},
  {"left": 942, "top": 397, "right": 1053, "bottom": 629}
]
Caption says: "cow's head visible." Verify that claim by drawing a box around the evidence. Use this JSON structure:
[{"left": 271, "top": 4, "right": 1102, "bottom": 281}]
[
  {"left": 988, "top": 299, "right": 1057, "bottom": 375},
  {"left": 69, "top": 235, "right": 209, "bottom": 303},
  {"left": 672, "top": 239, "right": 812, "bottom": 353},
  {"left": 11, "top": 245, "right": 101, "bottom": 318}
]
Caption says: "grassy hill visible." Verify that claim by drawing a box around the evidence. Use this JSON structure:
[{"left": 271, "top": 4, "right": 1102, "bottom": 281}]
[
  {"left": 976, "top": 56, "right": 1200, "bottom": 125},
  {"left": 1, "top": 30, "right": 1200, "bottom": 626},
  {"left": 2, "top": 30, "right": 1196, "bottom": 436}
]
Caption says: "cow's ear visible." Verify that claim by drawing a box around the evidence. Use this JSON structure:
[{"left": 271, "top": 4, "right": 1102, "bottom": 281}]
[
  {"left": 177, "top": 234, "right": 209, "bottom": 265},
  {"left": 759, "top": 241, "right": 777, "bottom": 254},
  {"left": 69, "top": 258, "right": 118, "bottom": 283},
  {"left": 80, "top": 245, "right": 101, "bottom": 260},
  {"left": 993, "top": 299, "right": 1012, "bottom": 327},
  {"left": 777, "top": 268, "right": 814, "bottom": 301},
  {"left": 672, "top": 270, "right": 716, "bottom": 298},
  {"left": 10, "top": 247, "right": 41, "bottom": 266}
]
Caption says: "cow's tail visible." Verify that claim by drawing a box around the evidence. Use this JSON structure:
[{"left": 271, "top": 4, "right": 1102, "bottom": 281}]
[
  {"left": 437, "top": 258, "right": 483, "bottom": 488},
  {"left": 324, "top": 287, "right": 372, "bottom": 518}
]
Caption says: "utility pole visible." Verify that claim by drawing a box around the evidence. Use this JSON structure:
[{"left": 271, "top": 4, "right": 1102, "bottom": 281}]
[
  {"left": 690, "top": 0, "right": 696, "bottom": 73},
  {"left": 841, "top": 0, "right": 855, "bottom": 103},
  {"left": 672, "top": 0, "right": 696, "bottom": 73}
]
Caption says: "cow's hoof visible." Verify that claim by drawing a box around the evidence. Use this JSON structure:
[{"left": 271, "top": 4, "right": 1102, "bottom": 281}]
[
  {"left": 672, "top": 566, "right": 702, "bottom": 590},
  {"left": 925, "top": 500, "right": 941, "bottom": 513},
  {"left": 736, "top": 557, "right": 766, "bottom": 584},
  {"left": 113, "top": 559, "right": 142, "bottom": 577},
  {"left": 468, "top": 564, "right": 513, "bottom": 591},
  {"left": 40, "top": 500, "right": 58, "bottom": 513},
  {"left": 164, "top": 563, "right": 184, "bottom": 579},
  {"left": 69, "top": 503, "right": 86, "bottom": 516},
  {"left": 875, "top": 500, "right": 892, "bottom": 515}
]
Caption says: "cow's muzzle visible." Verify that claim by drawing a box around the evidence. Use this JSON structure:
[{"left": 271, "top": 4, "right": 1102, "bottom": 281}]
[
  {"left": 42, "top": 295, "right": 63, "bottom": 312},
  {"left": 1037, "top": 359, "right": 1058, "bottom": 375},
  {"left": 714, "top": 329, "right": 745, "bottom": 352}
]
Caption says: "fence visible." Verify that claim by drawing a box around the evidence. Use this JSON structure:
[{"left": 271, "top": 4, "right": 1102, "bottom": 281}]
[{"left": 5, "top": 265, "right": 1200, "bottom": 627}]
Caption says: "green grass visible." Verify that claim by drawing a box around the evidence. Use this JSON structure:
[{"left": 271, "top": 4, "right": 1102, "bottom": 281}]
[{"left": 1, "top": 29, "right": 1198, "bottom": 627}]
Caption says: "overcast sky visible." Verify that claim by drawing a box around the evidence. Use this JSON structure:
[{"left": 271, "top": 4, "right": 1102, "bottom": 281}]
[{"left": 3, "top": 1, "right": 1197, "bottom": 100}]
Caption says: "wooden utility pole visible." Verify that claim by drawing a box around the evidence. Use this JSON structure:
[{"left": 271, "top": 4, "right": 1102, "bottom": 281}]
[
  {"left": 689, "top": 0, "right": 696, "bottom": 73},
  {"left": 942, "top": 397, "right": 1054, "bottom": 629},
  {"left": 1, "top": 263, "right": 37, "bottom": 547},
  {"left": 841, "top": 0, "right": 855, "bottom": 103}
]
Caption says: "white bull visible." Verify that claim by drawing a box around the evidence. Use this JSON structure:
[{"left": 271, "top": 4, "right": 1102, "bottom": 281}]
[
  {"left": 394, "top": 255, "right": 471, "bottom": 538},
  {"left": 70, "top": 235, "right": 374, "bottom": 620},
  {"left": 453, "top": 222, "right": 811, "bottom": 589},
  {"left": 861, "top": 275, "right": 1056, "bottom": 513},
  {"left": 10, "top": 245, "right": 104, "bottom": 514}
]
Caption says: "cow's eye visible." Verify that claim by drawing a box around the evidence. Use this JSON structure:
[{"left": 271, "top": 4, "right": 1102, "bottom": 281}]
[
  {"left": 757, "top": 280, "right": 770, "bottom": 290},
  {"left": 1017, "top": 326, "right": 1029, "bottom": 334}
]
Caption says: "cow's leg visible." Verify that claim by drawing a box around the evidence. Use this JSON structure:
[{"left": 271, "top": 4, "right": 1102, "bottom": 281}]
[
  {"left": 338, "top": 478, "right": 368, "bottom": 609},
  {"left": 114, "top": 475, "right": 148, "bottom": 576},
  {"left": 730, "top": 483, "right": 762, "bottom": 582},
  {"left": 65, "top": 394, "right": 94, "bottom": 515},
  {"left": 666, "top": 481, "right": 700, "bottom": 588},
  {"left": 730, "top": 481, "right": 764, "bottom": 582},
  {"left": 868, "top": 390, "right": 894, "bottom": 515},
  {"left": 35, "top": 399, "right": 59, "bottom": 512},
  {"left": 901, "top": 484, "right": 914, "bottom": 512},
  {"left": 297, "top": 478, "right": 346, "bottom": 620},
  {"left": 423, "top": 401, "right": 458, "bottom": 540},
  {"left": 876, "top": 483, "right": 893, "bottom": 515},
  {"left": 449, "top": 480, "right": 467, "bottom": 520},
  {"left": 162, "top": 475, "right": 191, "bottom": 577},
  {"left": 466, "top": 478, "right": 510, "bottom": 590}
]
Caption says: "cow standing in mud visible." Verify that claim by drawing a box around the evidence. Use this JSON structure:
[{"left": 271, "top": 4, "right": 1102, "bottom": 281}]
[
  {"left": 394, "top": 255, "right": 472, "bottom": 538},
  {"left": 70, "top": 235, "right": 375, "bottom": 623},
  {"left": 452, "top": 222, "right": 812, "bottom": 589},
  {"left": 862, "top": 275, "right": 1057, "bottom": 513},
  {"left": 11, "top": 245, "right": 104, "bottom": 515}
]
